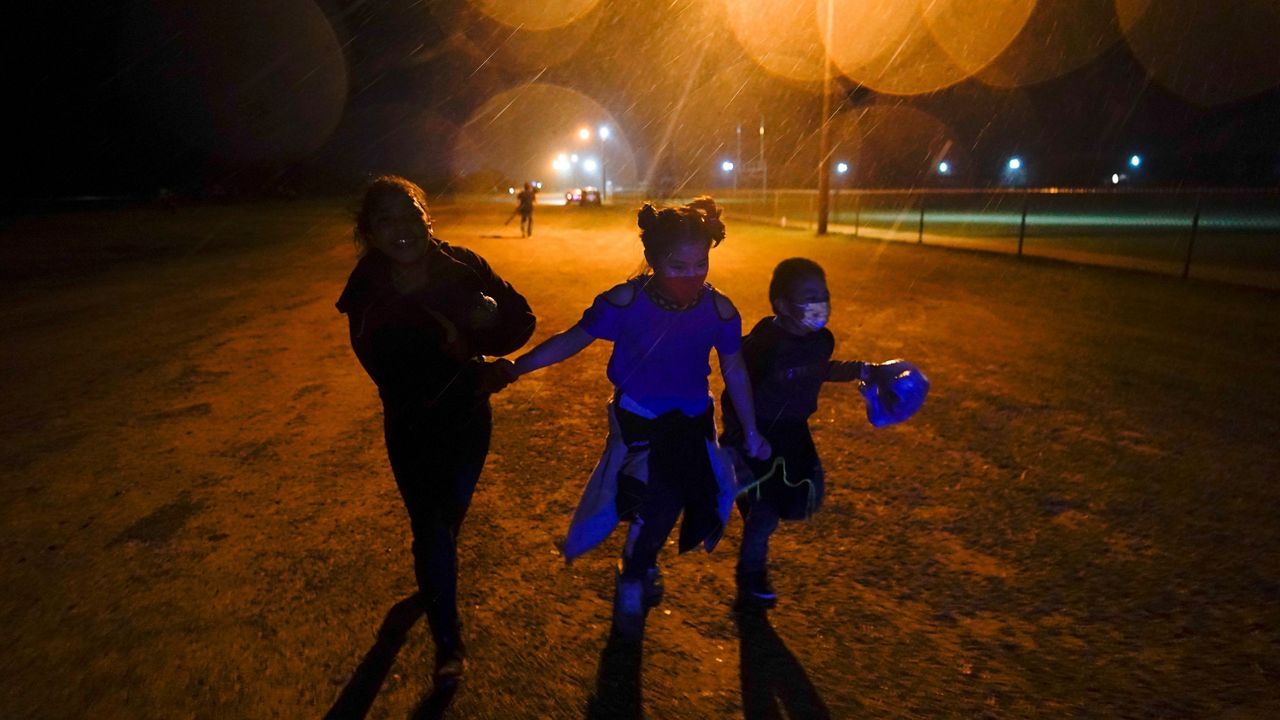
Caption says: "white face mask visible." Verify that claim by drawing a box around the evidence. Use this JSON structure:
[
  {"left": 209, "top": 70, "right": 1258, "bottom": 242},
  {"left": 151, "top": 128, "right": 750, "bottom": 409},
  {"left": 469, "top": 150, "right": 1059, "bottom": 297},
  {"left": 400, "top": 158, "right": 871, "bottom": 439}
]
[{"left": 796, "top": 301, "right": 830, "bottom": 331}]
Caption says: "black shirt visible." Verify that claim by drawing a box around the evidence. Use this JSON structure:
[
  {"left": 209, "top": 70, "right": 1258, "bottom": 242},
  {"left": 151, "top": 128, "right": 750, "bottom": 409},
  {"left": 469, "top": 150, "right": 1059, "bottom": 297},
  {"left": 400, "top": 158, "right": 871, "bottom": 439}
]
[{"left": 336, "top": 240, "right": 535, "bottom": 413}]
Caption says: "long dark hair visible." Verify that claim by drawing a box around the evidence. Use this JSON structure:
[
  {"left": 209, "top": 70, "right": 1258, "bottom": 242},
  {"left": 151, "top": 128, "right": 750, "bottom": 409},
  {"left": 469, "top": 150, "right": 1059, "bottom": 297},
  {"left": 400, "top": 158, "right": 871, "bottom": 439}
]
[{"left": 352, "top": 175, "right": 431, "bottom": 257}]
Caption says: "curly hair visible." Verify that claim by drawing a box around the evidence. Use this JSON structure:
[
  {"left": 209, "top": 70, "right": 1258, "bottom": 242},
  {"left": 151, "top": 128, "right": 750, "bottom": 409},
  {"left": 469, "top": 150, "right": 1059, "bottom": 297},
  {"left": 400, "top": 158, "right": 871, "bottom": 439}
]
[
  {"left": 352, "top": 175, "right": 431, "bottom": 256},
  {"left": 636, "top": 195, "right": 726, "bottom": 266}
]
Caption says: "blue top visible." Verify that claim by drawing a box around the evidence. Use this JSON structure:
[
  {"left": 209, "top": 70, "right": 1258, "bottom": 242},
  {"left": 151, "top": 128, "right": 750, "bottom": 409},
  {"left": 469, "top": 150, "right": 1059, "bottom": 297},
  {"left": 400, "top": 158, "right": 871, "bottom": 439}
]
[{"left": 579, "top": 279, "right": 742, "bottom": 416}]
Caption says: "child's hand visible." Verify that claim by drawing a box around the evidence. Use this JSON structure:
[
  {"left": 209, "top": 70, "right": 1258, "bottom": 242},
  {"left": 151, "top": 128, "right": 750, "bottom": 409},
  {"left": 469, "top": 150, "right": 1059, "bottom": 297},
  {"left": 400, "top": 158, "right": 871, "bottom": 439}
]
[
  {"left": 476, "top": 358, "right": 517, "bottom": 394},
  {"left": 743, "top": 429, "right": 771, "bottom": 460}
]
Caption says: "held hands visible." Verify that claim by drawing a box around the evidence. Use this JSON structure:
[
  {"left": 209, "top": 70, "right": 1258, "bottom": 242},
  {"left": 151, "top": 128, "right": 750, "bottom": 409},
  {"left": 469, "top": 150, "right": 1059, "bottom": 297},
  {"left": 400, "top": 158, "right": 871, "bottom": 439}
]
[
  {"left": 475, "top": 358, "right": 519, "bottom": 395},
  {"left": 743, "top": 429, "right": 772, "bottom": 460}
]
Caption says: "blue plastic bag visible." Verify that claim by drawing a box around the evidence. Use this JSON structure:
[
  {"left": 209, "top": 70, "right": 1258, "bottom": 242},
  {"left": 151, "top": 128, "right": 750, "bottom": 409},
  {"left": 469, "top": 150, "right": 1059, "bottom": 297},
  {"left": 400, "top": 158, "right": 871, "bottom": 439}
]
[{"left": 860, "top": 360, "right": 930, "bottom": 427}]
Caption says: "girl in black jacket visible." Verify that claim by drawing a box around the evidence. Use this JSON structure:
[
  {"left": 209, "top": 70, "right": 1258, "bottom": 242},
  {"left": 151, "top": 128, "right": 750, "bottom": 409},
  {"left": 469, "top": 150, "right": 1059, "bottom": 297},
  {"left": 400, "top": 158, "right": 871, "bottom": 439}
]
[{"left": 336, "top": 176, "right": 534, "bottom": 685}]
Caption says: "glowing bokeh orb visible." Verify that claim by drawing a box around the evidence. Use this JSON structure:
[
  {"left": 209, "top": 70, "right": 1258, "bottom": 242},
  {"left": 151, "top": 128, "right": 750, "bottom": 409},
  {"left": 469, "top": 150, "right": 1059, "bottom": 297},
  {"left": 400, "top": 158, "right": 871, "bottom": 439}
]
[
  {"left": 1116, "top": 0, "right": 1280, "bottom": 105},
  {"left": 722, "top": 0, "right": 828, "bottom": 83},
  {"left": 821, "top": 0, "right": 1031, "bottom": 96},
  {"left": 432, "top": 1, "right": 602, "bottom": 72},
  {"left": 468, "top": 0, "right": 601, "bottom": 31},
  {"left": 118, "top": 0, "right": 347, "bottom": 165},
  {"left": 979, "top": 0, "right": 1123, "bottom": 88},
  {"left": 453, "top": 84, "right": 635, "bottom": 188},
  {"left": 921, "top": 0, "right": 1035, "bottom": 75}
]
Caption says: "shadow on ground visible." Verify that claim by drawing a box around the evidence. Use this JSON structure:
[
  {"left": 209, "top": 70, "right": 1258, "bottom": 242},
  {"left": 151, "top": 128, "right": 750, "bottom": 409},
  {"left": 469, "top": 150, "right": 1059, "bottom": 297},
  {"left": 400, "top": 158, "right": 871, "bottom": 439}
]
[
  {"left": 325, "top": 593, "right": 457, "bottom": 720},
  {"left": 736, "top": 608, "right": 836, "bottom": 719},
  {"left": 585, "top": 624, "right": 643, "bottom": 719}
]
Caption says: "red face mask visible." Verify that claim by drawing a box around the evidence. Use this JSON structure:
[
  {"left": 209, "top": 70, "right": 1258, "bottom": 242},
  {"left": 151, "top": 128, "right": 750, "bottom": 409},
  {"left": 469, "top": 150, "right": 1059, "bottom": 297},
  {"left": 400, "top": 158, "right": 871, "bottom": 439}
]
[{"left": 654, "top": 272, "right": 707, "bottom": 307}]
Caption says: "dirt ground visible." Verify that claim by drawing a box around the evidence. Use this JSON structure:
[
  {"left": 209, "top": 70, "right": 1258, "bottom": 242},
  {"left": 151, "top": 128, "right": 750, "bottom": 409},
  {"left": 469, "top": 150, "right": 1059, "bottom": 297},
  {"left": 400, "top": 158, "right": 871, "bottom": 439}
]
[{"left": 1, "top": 199, "right": 1277, "bottom": 719}]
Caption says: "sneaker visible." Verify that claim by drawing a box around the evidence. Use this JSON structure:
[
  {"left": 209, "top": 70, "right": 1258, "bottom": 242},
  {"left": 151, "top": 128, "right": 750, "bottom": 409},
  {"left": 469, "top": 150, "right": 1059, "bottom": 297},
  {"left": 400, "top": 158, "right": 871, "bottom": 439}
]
[
  {"left": 735, "top": 570, "right": 778, "bottom": 609},
  {"left": 613, "top": 572, "right": 646, "bottom": 640},
  {"left": 643, "top": 566, "right": 665, "bottom": 609}
]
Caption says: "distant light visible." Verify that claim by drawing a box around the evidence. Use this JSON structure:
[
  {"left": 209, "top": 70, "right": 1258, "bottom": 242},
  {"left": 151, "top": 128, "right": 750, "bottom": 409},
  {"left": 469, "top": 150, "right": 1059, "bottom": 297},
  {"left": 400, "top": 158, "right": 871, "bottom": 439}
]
[
  {"left": 533, "top": 180, "right": 542, "bottom": 189},
  {"left": 578, "top": 128, "right": 591, "bottom": 141},
  {"left": 598, "top": 126, "right": 610, "bottom": 140},
  {"left": 1008, "top": 157, "right": 1022, "bottom": 171},
  {"left": 570, "top": 153, "right": 579, "bottom": 163},
  {"left": 1129, "top": 154, "right": 1142, "bottom": 168},
  {"left": 1112, "top": 173, "right": 1121, "bottom": 184},
  {"left": 552, "top": 155, "right": 570, "bottom": 172},
  {"left": 583, "top": 158, "right": 598, "bottom": 173},
  {"left": 835, "top": 161, "right": 849, "bottom": 174},
  {"left": 937, "top": 161, "right": 951, "bottom": 175},
  {"left": 508, "top": 187, "right": 515, "bottom": 194},
  {"left": 721, "top": 160, "right": 735, "bottom": 172}
]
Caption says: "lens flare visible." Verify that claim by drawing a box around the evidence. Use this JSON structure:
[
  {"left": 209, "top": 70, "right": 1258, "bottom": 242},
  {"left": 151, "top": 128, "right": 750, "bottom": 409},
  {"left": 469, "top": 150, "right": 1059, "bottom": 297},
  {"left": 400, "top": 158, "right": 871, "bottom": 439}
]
[
  {"left": 118, "top": 0, "right": 347, "bottom": 164},
  {"left": 433, "top": 1, "right": 602, "bottom": 71},
  {"left": 467, "top": 0, "right": 602, "bottom": 31},
  {"left": 820, "top": 0, "right": 1030, "bottom": 96},
  {"left": 1116, "top": 0, "right": 1280, "bottom": 105},
  {"left": 453, "top": 84, "right": 636, "bottom": 188},
  {"left": 921, "top": 0, "right": 1035, "bottom": 75},
  {"left": 978, "top": 0, "right": 1122, "bottom": 88},
  {"left": 722, "top": 0, "right": 828, "bottom": 83}
]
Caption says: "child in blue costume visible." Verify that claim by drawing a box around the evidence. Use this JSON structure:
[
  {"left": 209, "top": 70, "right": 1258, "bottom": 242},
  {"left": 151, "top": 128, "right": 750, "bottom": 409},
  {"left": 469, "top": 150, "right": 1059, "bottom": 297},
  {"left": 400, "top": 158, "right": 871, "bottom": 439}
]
[
  {"left": 336, "top": 176, "right": 534, "bottom": 684},
  {"left": 509, "top": 197, "right": 771, "bottom": 638},
  {"left": 721, "top": 258, "right": 895, "bottom": 609}
]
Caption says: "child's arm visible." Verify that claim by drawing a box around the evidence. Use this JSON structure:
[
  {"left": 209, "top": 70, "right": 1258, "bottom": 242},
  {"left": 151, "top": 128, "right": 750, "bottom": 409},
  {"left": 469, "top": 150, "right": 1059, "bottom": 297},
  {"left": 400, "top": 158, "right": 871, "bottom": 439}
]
[
  {"left": 719, "top": 349, "right": 772, "bottom": 460},
  {"left": 826, "top": 360, "right": 868, "bottom": 383},
  {"left": 513, "top": 324, "right": 596, "bottom": 377}
]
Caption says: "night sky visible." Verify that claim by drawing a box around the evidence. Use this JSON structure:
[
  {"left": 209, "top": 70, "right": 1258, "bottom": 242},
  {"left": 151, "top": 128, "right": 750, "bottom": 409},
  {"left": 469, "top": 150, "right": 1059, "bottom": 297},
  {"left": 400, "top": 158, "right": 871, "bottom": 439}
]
[{"left": 9, "top": 0, "right": 1280, "bottom": 199}]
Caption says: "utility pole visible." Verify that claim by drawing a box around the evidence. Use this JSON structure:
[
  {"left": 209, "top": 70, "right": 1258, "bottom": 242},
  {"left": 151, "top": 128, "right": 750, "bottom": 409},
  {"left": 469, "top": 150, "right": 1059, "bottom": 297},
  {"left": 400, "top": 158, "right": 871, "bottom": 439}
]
[
  {"left": 816, "top": 0, "right": 834, "bottom": 235},
  {"left": 759, "top": 115, "right": 767, "bottom": 197},
  {"left": 735, "top": 124, "right": 742, "bottom": 192}
]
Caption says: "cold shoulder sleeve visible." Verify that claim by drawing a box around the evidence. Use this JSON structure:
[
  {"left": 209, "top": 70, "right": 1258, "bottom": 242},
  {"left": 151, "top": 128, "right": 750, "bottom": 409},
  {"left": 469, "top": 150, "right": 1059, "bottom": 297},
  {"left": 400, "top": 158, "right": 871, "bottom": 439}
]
[
  {"left": 578, "top": 281, "right": 635, "bottom": 341},
  {"left": 711, "top": 290, "right": 742, "bottom": 355}
]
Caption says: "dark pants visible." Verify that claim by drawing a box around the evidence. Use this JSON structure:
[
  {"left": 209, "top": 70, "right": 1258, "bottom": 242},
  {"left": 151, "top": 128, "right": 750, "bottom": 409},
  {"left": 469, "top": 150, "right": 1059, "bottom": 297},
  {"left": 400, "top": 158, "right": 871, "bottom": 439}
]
[
  {"left": 383, "top": 400, "right": 491, "bottom": 651},
  {"left": 519, "top": 211, "right": 533, "bottom": 237},
  {"left": 614, "top": 405, "right": 719, "bottom": 581},
  {"left": 737, "top": 501, "right": 780, "bottom": 573}
]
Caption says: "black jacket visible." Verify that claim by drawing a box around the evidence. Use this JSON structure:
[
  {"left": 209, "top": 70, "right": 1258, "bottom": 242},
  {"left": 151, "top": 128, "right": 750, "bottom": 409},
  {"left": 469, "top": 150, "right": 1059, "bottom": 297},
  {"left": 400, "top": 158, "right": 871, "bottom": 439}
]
[{"left": 336, "top": 240, "right": 535, "bottom": 414}]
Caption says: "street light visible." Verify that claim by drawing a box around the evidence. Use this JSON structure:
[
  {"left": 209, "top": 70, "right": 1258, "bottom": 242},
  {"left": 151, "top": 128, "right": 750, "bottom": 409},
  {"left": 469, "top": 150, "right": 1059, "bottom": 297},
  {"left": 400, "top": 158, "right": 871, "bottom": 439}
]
[
  {"left": 721, "top": 160, "right": 735, "bottom": 172},
  {"left": 835, "top": 161, "right": 849, "bottom": 174},
  {"left": 583, "top": 158, "right": 598, "bottom": 173},
  {"left": 1129, "top": 154, "right": 1142, "bottom": 168},
  {"left": 937, "top": 160, "right": 951, "bottom": 175},
  {"left": 1008, "top": 157, "right": 1022, "bottom": 171},
  {"left": 578, "top": 125, "right": 609, "bottom": 201}
]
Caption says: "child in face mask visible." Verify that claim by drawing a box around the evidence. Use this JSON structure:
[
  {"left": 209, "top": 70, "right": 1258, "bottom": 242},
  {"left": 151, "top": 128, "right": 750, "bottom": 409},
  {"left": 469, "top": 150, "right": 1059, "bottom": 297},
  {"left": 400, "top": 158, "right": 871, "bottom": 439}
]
[
  {"left": 507, "top": 196, "right": 770, "bottom": 639},
  {"left": 720, "top": 257, "right": 881, "bottom": 609}
]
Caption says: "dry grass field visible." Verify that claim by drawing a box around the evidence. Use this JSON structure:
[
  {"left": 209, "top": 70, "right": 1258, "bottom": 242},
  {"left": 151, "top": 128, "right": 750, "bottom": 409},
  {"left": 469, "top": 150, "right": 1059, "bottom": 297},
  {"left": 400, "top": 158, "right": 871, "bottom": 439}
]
[{"left": 1, "top": 198, "right": 1277, "bottom": 718}]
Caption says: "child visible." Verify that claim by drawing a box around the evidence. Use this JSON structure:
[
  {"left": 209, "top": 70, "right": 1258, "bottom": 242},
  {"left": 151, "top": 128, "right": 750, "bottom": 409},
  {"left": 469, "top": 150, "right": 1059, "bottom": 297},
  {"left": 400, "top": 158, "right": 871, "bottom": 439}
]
[
  {"left": 507, "top": 197, "right": 770, "bottom": 638},
  {"left": 335, "top": 176, "right": 534, "bottom": 684},
  {"left": 721, "top": 257, "right": 895, "bottom": 609}
]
